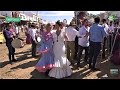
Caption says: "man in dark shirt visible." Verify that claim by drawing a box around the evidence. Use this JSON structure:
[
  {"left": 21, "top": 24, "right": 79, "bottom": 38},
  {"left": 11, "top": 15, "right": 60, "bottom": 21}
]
[{"left": 3, "top": 25, "right": 17, "bottom": 64}]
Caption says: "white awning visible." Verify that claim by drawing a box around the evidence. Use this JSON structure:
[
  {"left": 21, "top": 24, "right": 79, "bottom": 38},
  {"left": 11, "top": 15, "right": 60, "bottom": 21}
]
[{"left": 0, "top": 15, "right": 5, "bottom": 19}]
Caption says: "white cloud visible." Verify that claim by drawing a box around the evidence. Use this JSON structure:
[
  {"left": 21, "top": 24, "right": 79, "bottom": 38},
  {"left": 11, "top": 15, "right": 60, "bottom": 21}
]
[{"left": 40, "top": 11, "right": 74, "bottom": 17}]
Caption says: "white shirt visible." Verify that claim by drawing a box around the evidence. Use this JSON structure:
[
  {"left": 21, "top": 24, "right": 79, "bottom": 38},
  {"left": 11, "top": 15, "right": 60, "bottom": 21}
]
[
  {"left": 51, "top": 30, "right": 56, "bottom": 34},
  {"left": 109, "top": 25, "right": 114, "bottom": 33},
  {"left": 15, "top": 26, "right": 19, "bottom": 34},
  {"left": 29, "top": 28, "right": 37, "bottom": 41},
  {"left": 28, "top": 28, "right": 32, "bottom": 36},
  {"left": 103, "top": 23, "right": 109, "bottom": 35},
  {"left": 65, "top": 26, "right": 78, "bottom": 41},
  {"left": 62, "top": 26, "right": 67, "bottom": 31},
  {"left": 78, "top": 26, "right": 90, "bottom": 47},
  {"left": 37, "top": 28, "right": 41, "bottom": 33}
]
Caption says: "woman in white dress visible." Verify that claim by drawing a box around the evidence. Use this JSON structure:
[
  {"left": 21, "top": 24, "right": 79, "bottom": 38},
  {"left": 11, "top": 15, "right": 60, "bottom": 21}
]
[{"left": 49, "top": 21, "right": 72, "bottom": 79}]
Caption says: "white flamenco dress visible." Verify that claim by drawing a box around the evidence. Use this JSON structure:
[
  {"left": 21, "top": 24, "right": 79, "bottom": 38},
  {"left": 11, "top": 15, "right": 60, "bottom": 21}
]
[{"left": 48, "top": 30, "right": 72, "bottom": 79}]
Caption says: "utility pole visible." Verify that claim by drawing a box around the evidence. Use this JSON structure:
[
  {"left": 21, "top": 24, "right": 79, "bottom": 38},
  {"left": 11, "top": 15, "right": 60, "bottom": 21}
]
[{"left": 36, "top": 11, "right": 40, "bottom": 27}]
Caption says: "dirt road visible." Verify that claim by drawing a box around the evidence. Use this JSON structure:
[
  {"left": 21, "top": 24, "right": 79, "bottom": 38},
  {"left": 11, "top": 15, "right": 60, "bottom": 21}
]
[{"left": 0, "top": 32, "right": 120, "bottom": 79}]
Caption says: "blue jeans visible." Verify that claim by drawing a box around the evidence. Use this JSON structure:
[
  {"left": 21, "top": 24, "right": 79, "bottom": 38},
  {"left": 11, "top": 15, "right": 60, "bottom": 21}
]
[
  {"left": 77, "top": 45, "right": 89, "bottom": 64},
  {"left": 7, "top": 44, "right": 15, "bottom": 62},
  {"left": 89, "top": 41, "right": 101, "bottom": 68},
  {"left": 32, "top": 39, "right": 37, "bottom": 57}
]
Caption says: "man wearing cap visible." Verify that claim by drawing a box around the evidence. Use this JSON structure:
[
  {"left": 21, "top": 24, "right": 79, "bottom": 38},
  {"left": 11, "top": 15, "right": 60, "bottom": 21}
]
[{"left": 65, "top": 21, "right": 78, "bottom": 65}]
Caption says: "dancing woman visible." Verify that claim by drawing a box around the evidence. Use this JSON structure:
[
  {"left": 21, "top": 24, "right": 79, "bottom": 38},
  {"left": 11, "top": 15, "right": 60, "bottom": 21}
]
[
  {"left": 48, "top": 21, "right": 72, "bottom": 79},
  {"left": 35, "top": 23, "right": 54, "bottom": 75}
]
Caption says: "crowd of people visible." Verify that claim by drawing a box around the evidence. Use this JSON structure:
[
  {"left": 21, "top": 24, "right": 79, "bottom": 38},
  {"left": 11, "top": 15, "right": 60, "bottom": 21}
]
[{"left": 2, "top": 16, "right": 120, "bottom": 79}]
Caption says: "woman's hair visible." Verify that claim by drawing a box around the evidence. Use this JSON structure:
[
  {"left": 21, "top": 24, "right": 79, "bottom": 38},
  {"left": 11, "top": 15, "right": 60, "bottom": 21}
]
[
  {"left": 41, "top": 24, "right": 46, "bottom": 29},
  {"left": 46, "top": 23, "right": 52, "bottom": 31},
  {"left": 46, "top": 23, "right": 51, "bottom": 28},
  {"left": 56, "top": 20, "right": 62, "bottom": 26}
]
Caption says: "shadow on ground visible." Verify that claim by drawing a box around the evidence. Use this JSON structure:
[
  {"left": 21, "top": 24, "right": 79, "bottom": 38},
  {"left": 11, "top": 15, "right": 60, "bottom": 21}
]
[
  {"left": 0, "top": 61, "right": 10, "bottom": 68},
  {"left": 11, "top": 59, "right": 38, "bottom": 69},
  {"left": 30, "top": 69, "right": 50, "bottom": 79},
  {"left": 15, "top": 49, "right": 31, "bottom": 55},
  {"left": 96, "top": 60, "right": 120, "bottom": 79},
  {"left": 29, "top": 57, "right": 120, "bottom": 79},
  {"left": 0, "top": 48, "right": 38, "bottom": 68}
]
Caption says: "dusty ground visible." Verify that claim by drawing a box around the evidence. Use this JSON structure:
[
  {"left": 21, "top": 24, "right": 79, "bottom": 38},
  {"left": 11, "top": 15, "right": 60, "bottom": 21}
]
[{"left": 0, "top": 32, "right": 120, "bottom": 79}]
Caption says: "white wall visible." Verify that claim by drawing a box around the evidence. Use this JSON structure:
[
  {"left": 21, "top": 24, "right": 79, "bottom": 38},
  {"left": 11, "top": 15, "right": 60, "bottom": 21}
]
[{"left": 0, "top": 11, "right": 12, "bottom": 17}]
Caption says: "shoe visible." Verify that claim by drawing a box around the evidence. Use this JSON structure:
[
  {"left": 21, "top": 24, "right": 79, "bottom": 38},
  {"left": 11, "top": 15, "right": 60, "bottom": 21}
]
[
  {"left": 77, "top": 63, "right": 83, "bottom": 68},
  {"left": 9, "top": 61, "right": 13, "bottom": 65},
  {"left": 84, "top": 60, "right": 88, "bottom": 63},
  {"left": 12, "top": 59, "right": 18, "bottom": 62},
  {"left": 91, "top": 67, "right": 100, "bottom": 71},
  {"left": 32, "top": 56, "right": 37, "bottom": 58},
  {"left": 88, "top": 65, "right": 92, "bottom": 69},
  {"left": 102, "top": 55, "right": 105, "bottom": 59},
  {"left": 77, "top": 63, "right": 80, "bottom": 67},
  {"left": 45, "top": 70, "right": 50, "bottom": 76},
  {"left": 71, "top": 62, "right": 75, "bottom": 65}
]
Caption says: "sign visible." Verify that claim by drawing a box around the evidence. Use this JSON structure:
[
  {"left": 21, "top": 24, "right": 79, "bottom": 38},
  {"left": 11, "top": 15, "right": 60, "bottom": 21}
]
[{"left": 5, "top": 17, "right": 21, "bottom": 22}]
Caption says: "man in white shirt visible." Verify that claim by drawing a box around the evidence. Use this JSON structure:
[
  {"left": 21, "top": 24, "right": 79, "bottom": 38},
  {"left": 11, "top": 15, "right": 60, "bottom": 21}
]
[
  {"left": 65, "top": 21, "right": 78, "bottom": 64},
  {"left": 30, "top": 24, "right": 37, "bottom": 57},
  {"left": 109, "top": 21, "right": 114, "bottom": 33},
  {"left": 108, "top": 21, "right": 114, "bottom": 52},
  {"left": 15, "top": 25, "right": 19, "bottom": 37},
  {"left": 77, "top": 19, "right": 90, "bottom": 67},
  {"left": 102, "top": 19, "right": 109, "bottom": 58}
]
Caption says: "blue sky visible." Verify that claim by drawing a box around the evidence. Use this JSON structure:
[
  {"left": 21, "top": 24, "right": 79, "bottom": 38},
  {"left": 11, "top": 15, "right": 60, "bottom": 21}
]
[{"left": 32, "top": 11, "right": 105, "bottom": 24}]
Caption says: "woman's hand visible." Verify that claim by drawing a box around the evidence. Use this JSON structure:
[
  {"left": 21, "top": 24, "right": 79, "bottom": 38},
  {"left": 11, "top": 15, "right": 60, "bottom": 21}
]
[
  {"left": 84, "top": 32, "right": 90, "bottom": 37},
  {"left": 64, "top": 35, "right": 68, "bottom": 41}
]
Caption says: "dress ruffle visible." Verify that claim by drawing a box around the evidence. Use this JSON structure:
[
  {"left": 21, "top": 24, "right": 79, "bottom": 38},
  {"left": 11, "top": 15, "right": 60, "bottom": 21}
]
[
  {"left": 48, "top": 66, "right": 72, "bottom": 79},
  {"left": 35, "top": 64, "right": 54, "bottom": 72},
  {"left": 35, "top": 32, "right": 54, "bottom": 73}
]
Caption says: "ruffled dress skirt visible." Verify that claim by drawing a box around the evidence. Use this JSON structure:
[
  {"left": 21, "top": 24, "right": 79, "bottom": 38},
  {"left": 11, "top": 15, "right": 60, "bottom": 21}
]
[
  {"left": 48, "top": 44, "right": 72, "bottom": 79},
  {"left": 35, "top": 43, "right": 54, "bottom": 73}
]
